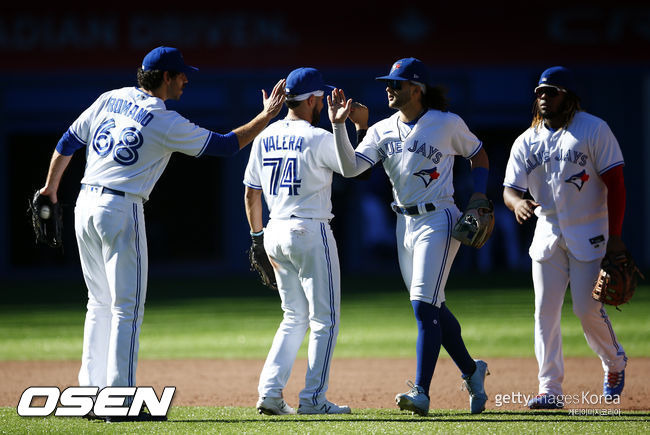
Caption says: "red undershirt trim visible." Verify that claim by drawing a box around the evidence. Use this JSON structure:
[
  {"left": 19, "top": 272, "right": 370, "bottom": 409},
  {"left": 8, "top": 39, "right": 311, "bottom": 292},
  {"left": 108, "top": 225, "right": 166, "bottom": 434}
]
[{"left": 600, "top": 165, "right": 625, "bottom": 236}]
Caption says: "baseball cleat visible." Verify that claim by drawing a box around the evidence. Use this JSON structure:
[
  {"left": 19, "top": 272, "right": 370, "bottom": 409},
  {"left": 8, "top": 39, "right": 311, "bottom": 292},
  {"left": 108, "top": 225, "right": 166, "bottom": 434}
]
[
  {"left": 527, "top": 393, "right": 564, "bottom": 409},
  {"left": 297, "top": 400, "right": 351, "bottom": 414},
  {"left": 104, "top": 409, "right": 168, "bottom": 423},
  {"left": 81, "top": 411, "right": 104, "bottom": 421},
  {"left": 603, "top": 369, "right": 625, "bottom": 401},
  {"left": 256, "top": 396, "right": 296, "bottom": 415},
  {"left": 395, "top": 381, "right": 429, "bottom": 416},
  {"left": 461, "top": 359, "right": 489, "bottom": 414}
]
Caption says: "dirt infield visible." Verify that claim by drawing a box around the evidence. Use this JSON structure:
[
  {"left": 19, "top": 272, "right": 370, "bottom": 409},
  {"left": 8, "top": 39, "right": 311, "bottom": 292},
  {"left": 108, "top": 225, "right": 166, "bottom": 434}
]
[{"left": 2, "top": 357, "right": 648, "bottom": 411}]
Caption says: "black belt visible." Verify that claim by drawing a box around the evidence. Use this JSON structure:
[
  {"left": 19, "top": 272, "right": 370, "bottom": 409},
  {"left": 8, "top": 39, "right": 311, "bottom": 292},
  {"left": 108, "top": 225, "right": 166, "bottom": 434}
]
[
  {"left": 392, "top": 203, "right": 436, "bottom": 215},
  {"left": 82, "top": 184, "right": 125, "bottom": 197}
]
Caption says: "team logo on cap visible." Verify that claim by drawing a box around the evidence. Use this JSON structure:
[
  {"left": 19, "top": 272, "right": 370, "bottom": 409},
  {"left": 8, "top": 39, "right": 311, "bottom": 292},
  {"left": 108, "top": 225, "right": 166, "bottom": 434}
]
[
  {"left": 414, "top": 167, "right": 440, "bottom": 187},
  {"left": 565, "top": 169, "right": 589, "bottom": 191}
]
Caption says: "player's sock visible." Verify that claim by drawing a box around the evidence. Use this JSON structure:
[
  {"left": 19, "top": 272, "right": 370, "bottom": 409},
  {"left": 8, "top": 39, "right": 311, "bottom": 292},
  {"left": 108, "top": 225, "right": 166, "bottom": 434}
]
[
  {"left": 411, "top": 300, "right": 441, "bottom": 395},
  {"left": 439, "top": 302, "right": 477, "bottom": 376}
]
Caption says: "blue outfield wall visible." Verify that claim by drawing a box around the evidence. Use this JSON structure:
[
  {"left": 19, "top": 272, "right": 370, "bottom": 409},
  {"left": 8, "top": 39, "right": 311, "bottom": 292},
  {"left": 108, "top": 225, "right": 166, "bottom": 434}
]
[{"left": 0, "top": 64, "right": 648, "bottom": 281}]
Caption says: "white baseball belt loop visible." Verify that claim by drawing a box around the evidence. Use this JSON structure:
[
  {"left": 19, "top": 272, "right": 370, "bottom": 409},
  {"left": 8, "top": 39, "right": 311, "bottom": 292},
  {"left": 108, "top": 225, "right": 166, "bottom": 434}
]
[{"left": 417, "top": 203, "right": 427, "bottom": 215}]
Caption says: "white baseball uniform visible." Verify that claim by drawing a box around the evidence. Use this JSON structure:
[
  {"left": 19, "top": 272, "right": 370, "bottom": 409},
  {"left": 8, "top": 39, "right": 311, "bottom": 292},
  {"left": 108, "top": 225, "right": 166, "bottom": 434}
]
[
  {"left": 243, "top": 118, "right": 343, "bottom": 407},
  {"left": 504, "top": 110, "right": 627, "bottom": 395},
  {"left": 60, "top": 86, "right": 239, "bottom": 390},
  {"left": 344, "top": 110, "right": 482, "bottom": 306}
]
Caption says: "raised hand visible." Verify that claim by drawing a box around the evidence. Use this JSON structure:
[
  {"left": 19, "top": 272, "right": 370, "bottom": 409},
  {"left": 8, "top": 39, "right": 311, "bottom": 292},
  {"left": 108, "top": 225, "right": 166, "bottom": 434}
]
[
  {"left": 262, "top": 79, "right": 286, "bottom": 119},
  {"left": 349, "top": 101, "right": 369, "bottom": 130},
  {"left": 327, "top": 88, "right": 352, "bottom": 124}
]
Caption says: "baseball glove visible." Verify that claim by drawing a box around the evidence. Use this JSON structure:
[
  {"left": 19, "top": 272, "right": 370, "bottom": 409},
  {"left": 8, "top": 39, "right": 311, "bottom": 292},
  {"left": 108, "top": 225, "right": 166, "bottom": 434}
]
[
  {"left": 248, "top": 231, "right": 277, "bottom": 291},
  {"left": 592, "top": 250, "right": 644, "bottom": 307},
  {"left": 28, "top": 189, "right": 63, "bottom": 248},
  {"left": 452, "top": 194, "right": 495, "bottom": 249}
]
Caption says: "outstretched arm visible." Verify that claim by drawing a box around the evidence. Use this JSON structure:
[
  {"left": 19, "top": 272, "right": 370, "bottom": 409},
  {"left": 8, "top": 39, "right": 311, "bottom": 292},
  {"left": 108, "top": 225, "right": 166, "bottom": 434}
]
[
  {"left": 328, "top": 88, "right": 372, "bottom": 178},
  {"left": 232, "top": 79, "right": 286, "bottom": 149}
]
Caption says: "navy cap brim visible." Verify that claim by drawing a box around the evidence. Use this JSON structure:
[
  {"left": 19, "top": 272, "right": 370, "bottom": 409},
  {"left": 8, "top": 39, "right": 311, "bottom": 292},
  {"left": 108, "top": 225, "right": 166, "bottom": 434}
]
[{"left": 375, "top": 75, "right": 409, "bottom": 81}]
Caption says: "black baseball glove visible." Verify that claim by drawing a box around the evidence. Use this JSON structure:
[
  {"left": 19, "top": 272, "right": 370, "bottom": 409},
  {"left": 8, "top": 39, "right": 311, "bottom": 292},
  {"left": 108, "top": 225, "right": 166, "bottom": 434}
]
[
  {"left": 248, "top": 231, "right": 277, "bottom": 290},
  {"left": 28, "top": 189, "right": 63, "bottom": 248}
]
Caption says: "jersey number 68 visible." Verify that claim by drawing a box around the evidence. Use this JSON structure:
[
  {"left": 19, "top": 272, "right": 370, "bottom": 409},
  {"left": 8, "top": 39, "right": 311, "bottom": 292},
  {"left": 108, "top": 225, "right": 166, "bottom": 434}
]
[{"left": 92, "top": 118, "right": 143, "bottom": 166}]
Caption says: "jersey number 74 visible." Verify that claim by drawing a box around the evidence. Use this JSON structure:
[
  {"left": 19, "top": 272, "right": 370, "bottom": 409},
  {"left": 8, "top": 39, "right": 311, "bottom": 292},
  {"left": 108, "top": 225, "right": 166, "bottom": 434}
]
[{"left": 262, "top": 157, "right": 301, "bottom": 196}]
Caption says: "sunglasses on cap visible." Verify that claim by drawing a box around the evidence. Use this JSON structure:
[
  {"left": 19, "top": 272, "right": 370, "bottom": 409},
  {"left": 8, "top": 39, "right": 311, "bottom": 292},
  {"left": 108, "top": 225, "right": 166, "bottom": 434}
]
[{"left": 534, "top": 86, "right": 566, "bottom": 98}]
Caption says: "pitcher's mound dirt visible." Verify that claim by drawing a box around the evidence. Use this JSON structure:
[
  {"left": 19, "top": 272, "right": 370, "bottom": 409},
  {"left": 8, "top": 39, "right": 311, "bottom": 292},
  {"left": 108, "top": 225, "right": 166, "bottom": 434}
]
[{"left": 2, "top": 357, "right": 648, "bottom": 411}]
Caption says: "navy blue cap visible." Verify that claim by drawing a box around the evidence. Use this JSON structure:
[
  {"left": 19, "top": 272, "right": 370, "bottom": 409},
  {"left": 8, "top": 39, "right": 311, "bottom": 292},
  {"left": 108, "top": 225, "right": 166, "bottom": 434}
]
[
  {"left": 376, "top": 57, "right": 430, "bottom": 85},
  {"left": 285, "top": 67, "right": 334, "bottom": 99},
  {"left": 142, "top": 46, "right": 198, "bottom": 74},
  {"left": 537, "top": 66, "right": 575, "bottom": 92}
]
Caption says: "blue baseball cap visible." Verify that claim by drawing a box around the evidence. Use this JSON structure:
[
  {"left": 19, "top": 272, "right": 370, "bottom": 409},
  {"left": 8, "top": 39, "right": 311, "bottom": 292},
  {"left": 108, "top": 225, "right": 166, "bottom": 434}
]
[
  {"left": 537, "top": 66, "right": 575, "bottom": 92},
  {"left": 376, "top": 57, "right": 430, "bottom": 85},
  {"left": 142, "top": 46, "right": 198, "bottom": 74},
  {"left": 285, "top": 67, "right": 334, "bottom": 100}
]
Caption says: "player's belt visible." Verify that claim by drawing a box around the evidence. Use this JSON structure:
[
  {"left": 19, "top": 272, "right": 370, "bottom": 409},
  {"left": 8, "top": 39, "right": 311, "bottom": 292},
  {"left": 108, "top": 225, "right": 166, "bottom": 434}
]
[
  {"left": 82, "top": 184, "right": 125, "bottom": 197},
  {"left": 392, "top": 202, "right": 436, "bottom": 215}
]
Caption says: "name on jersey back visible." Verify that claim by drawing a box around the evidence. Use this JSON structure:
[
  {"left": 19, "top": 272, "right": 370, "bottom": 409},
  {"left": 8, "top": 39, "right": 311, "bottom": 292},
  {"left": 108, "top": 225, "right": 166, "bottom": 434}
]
[
  {"left": 105, "top": 97, "right": 154, "bottom": 127},
  {"left": 262, "top": 135, "right": 303, "bottom": 153}
]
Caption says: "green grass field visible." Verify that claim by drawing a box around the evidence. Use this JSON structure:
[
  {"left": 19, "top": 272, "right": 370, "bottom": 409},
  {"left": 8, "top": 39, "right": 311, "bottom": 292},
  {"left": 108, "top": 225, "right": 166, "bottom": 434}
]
[
  {"left": 2, "top": 407, "right": 649, "bottom": 434},
  {"left": 1, "top": 274, "right": 649, "bottom": 432},
  {"left": 1, "top": 275, "right": 649, "bottom": 361}
]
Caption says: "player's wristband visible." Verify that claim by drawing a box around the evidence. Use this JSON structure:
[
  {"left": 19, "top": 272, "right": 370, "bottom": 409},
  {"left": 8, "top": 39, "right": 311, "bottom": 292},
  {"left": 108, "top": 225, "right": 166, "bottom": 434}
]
[
  {"left": 356, "top": 129, "right": 367, "bottom": 145},
  {"left": 471, "top": 167, "right": 489, "bottom": 193},
  {"left": 250, "top": 230, "right": 264, "bottom": 237}
]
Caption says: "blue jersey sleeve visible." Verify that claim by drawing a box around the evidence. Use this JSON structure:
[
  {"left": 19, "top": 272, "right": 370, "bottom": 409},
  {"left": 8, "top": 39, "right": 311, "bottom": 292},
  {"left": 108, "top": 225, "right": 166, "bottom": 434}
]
[
  {"left": 55, "top": 129, "right": 86, "bottom": 156},
  {"left": 199, "top": 131, "right": 239, "bottom": 157}
]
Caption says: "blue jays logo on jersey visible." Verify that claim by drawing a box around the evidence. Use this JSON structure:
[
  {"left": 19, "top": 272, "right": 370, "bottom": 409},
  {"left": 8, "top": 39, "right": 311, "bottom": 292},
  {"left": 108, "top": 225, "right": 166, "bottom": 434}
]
[
  {"left": 565, "top": 169, "right": 590, "bottom": 190},
  {"left": 414, "top": 167, "right": 440, "bottom": 187}
]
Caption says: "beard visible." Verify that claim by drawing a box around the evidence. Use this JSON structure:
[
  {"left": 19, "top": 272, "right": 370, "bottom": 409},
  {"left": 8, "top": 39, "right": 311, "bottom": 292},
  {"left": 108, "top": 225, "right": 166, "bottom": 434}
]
[
  {"left": 540, "top": 99, "right": 568, "bottom": 120},
  {"left": 310, "top": 105, "right": 321, "bottom": 126},
  {"left": 540, "top": 108, "right": 556, "bottom": 119},
  {"left": 389, "top": 92, "right": 410, "bottom": 109}
]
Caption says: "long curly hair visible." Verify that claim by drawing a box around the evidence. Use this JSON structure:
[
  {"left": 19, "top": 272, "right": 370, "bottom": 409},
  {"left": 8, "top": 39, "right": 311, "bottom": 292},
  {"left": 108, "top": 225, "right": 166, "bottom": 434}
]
[
  {"left": 531, "top": 91, "right": 582, "bottom": 129},
  {"left": 422, "top": 85, "right": 448, "bottom": 111}
]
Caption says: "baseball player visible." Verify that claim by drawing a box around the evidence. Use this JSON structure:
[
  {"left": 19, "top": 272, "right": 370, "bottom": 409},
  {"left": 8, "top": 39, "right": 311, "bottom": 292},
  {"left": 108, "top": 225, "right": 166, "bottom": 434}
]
[
  {"left": 503, "top": 66, "right": 628, "bottom": 409},
  {"left": 36, "top": 46, "right": 285, "bottom": 421},
  {"left": 244, "top": 67, "right": 359, "bottom": 415},
  {"left": 328, "top": 58, "right": 490, "bottom": 416}
]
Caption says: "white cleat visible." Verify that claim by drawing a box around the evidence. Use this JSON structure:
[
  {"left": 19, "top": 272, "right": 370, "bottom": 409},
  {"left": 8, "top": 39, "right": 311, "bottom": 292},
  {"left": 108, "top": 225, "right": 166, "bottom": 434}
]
[
  {"left": 256, "top": 397, "right": 296, "bottom": 415},
  {"left": 395, "top": 381, "right": 429, "bottom": 416},
  {"left": 297, "top": 400, "right": 351, "bottom": 414},
  {"left": 462, "top": 359, "right": 489, "bottom": 414}
]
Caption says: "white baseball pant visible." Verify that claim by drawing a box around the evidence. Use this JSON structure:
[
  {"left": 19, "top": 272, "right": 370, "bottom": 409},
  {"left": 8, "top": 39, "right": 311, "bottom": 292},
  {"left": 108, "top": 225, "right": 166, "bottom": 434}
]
[
  {"left": 74, "top": 186, "right": 147, "bottom": 390},
  {"left": 258, "top": 217, "right": 341, "bottom": 407},
  {"left": 397, "top": 207, "right": 462, "bottom": 306},
  {"left": 532, "top": 236, "right": 627, "bottom": 395}
]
